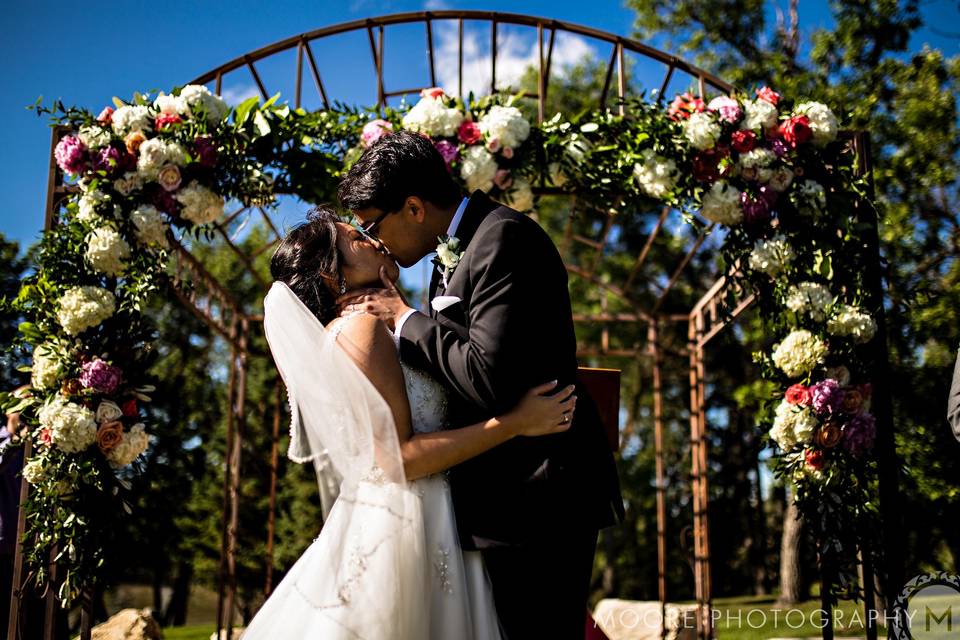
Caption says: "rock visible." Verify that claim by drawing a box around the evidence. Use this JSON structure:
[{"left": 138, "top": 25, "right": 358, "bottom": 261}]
[
  {"left": 592, "top": 600, "right": 699, "bottom": 640},
  {"left": 91, "top": 608, "right": 162, "bottom": 640}
]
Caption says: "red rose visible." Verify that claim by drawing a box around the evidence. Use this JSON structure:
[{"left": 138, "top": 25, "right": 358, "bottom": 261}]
[
  {"left": 97, "top": 107, "right": 115, "bottom": 124},
  {"left": 122, "top": 399, "right": 138, "bottom": 418},
  {"left": 730, "top": 130, "right": 756, "bottom": 153},
  {"left": 804, "top": 448, "right": 825, "bottom": 471},
  {"left": 457, "top": 120, "right": 482, "bottom": 145},
  {"left": 756, "top": 87, "right": 781, "bottom": 106},
  {"left": 785, "top": 383, "right": 812, "bottom": 406},
  {"left": 692, "top": 149, "right": 722, "bottom": 182},
  {"left": 779, "top": 115, "right": 812, "bottom": 148},
  {"left": 155, "top": 113, "right": 182, "bottom": 130}
]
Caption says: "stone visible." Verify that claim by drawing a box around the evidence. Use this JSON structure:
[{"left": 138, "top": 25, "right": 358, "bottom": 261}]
[
  {"left": 592, "top": 599, "right": 699, "bottom": 640},
  {"left": 91, "top": 608, "right": 162, "bottom": 640}
]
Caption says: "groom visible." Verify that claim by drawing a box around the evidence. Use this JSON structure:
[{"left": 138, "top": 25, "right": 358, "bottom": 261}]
[{"left": 338, "top": 131, "right": 624, "bottom": 638}]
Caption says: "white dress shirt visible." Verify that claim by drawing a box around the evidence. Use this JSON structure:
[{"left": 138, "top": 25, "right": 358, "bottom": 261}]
[{"left": 394, "top": 197, "right": 469, "bottom": 338}]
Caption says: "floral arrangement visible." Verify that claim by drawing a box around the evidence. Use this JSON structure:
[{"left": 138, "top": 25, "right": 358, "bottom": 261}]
[
  {"left": 3, "top": 81, "right": 880, "bottom": 610},
  {"left": 348, "top": 88, "right": 536, "bottom": 212}
]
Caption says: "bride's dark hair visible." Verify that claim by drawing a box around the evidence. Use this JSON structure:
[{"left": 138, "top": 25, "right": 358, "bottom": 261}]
[{"left": 270, "top": 206, "right": 345, "bottom": 324}]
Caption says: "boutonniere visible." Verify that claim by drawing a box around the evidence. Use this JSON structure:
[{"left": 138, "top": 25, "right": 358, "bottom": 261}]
[{"left": 433, "top": 235, "right": 464, "bottom": 288}]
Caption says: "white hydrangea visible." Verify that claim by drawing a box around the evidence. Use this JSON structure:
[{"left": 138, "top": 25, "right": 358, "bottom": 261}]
[
  {"left": 131, "top": 205, "right": 170, "bottom": 248},
  {"left": 770, "top": 399, "right": 818, "bottom": 450},
  {"left": 77, "top": 125, "right": 112, "bottom": 151},
  {"left": 31, "top": 342, "right": 62, "bottom": 390},
  {"left": 503, "top": 178, "right": 534, "bottom": 212},
  {"left": 137, "top": 138, "right": 186, "bottom": 179},
  {"left": 785, "top": 282, "right": 834, "bottom": 322},
  {"left": 683, "top": 112, "right": 721, "bottom": 150},
  {"left": 748, "top": 235, "right": 795, "bottom": 277},
  {"left": 176, "top": 181, "right": 224, "bottom": 225},
  {"left": 57, "top": 286, "right": 116, "bottom": 336},
  {"left": 773, "top": 329, "right": 829, "bottom": 378},
  {"left": 77, "top": 190, "right": 116, "bottom": 223},
  {"left": 700, "top": 181, "right": 742, "bottom": 225},
  {"left": 180, "top": 84, "right": 229, "bottom": 125},
  {"left": 154, "top": 92, "right": 190, "bottom": 116},
  {"left": 739, "top": 147, "right": 777, "bottom": 182},
  {"left": 111, "top": 105, "right": 153, "bottom": 135},
  {"left": 401, "top": 95, "right": 463, "bottom": 137},
  {"left": 106, "top": 423, "right": 150, "bottom": 467},
  {"left": 633, "top": 148, "right": 677, "bottom": 199},
  {"left": 85, "top": 227, "right": 131, "bottom": 276},
  {"left": 796, "top": 102, "right": 838, "bottom": 147},
  {"left": 793, "top": 180, "right": 827, "bottom": 211},
  {"left": 828, "top": 305, "right": 877, "bottom": 344},
  {"left": 38, "top": 397, "right": 98, "bottom": 454},
  {"left": 460, "top": 145, "right": 498, "bottom": 193},
  {"left": 114, "top": 172, "right": 144, "bottom": 197},
  {"left": 740, "top": 99, "right": 779, "bottom": 132},
  {"left": 478, "top": 105, "right": 531, "bottom": 149}
]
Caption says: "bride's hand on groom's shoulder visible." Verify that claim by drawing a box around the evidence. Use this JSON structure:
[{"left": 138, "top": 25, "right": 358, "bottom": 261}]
[{"left": 338, "top": 266, "right": 412, "bottom": 332}]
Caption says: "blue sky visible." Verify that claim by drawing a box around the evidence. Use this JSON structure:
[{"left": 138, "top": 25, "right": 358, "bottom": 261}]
[{"left": 2, "top": 0, "right": 957, "bottom": 256}]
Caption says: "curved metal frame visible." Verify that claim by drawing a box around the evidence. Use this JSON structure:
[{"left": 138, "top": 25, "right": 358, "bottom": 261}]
[{"left": 9, "top": 12, "right": 893, "bottom": 640}]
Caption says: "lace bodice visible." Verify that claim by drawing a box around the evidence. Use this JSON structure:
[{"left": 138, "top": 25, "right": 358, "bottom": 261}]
[{"left": 329, "top": 313, "right": 449, "bottom": 435}]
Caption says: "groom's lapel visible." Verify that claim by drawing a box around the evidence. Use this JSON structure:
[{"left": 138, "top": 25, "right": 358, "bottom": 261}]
[{"left": 454, "top": 190, "right": 499, "bottom": 254}]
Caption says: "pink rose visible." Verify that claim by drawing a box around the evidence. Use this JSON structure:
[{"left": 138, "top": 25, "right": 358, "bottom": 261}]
[
  {"left": 155, "top": 113, "right": 182, "bottom": 130},
  {"left": 493, "top": 169, "right": 513, "bottom": 190},
  {"left": 157, "top": 165, "right": 182, "bottom": 192},
  {"left": 361, "top": 119, "right": 394, "bottom": 147},
  {"left": 501, "top": 147, "right": 514, "bottom": 159},
  {"left": 457, "top": 120, "right": 482, "bottom": 145},
  {"left": 486, "top": 137, "right": 501, "bottom": 153},
  {"left": 668, "top": 92, "right": 706, "bottom": 120},
  {"left": 804, "top": 448, "right": 825, "bottom": 471},
  {"left": 40, "top": 428, "right": 53, "bottom": 446},
  {"left": 707, "top": 96, "right": 742, "bottom": 123},
  {"left": 756, "top": 87, "right": 781, "bottom": 106},
  {"left": 421, "top": 87, "right": 446, "bottom": 99},
  {"left": 79, "top": 358, "right": 123, "bottom": 394},
  {"left": 779, "top": 115, "right": 813, "bottom": 148},
  {"left": 97, "top": 107, "right": 115, "bottom": 124}
]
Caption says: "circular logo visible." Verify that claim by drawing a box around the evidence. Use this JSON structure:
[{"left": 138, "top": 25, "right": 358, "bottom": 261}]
[{"left": 892, "top": 572, "right": 960, "bottom": 640}]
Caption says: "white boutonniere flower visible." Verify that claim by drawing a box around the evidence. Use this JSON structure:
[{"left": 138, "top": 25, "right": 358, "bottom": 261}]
[{"left": 434, "top": 235, "right": 464, "bottom": 288}]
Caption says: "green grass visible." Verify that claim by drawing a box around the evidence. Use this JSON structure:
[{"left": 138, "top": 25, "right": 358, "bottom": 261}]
[{"left": 162, "top": 624, "right": 217, "bottom": 640}]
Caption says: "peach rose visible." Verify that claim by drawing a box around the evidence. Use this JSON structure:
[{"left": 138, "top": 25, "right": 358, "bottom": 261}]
[
  {"left": 96, "top": 420, "right": 124, "bottom": 454},
  {"left": 815, "top": 421, "right": 843, "bottom": 449},
  {"left": 125, "top": 131, "right": 147, "bottom": 155}
]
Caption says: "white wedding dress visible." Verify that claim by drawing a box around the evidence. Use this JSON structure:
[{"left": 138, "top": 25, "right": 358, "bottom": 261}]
[{"left": 244, "top": 282, "right": 503, "bottom": 640}]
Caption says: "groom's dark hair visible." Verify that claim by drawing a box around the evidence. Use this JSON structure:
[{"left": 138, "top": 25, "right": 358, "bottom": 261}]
[{"left": 338, "top": 130, "right": 461, "bottom": 213}]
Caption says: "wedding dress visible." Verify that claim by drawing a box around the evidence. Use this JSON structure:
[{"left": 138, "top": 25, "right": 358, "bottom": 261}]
[{"left": 243, "top": 282, "right": 503, "bottom": 640}]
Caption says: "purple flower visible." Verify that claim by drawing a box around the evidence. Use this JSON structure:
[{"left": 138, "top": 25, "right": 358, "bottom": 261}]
[
  {"left": 811, "top": 378, "right": 844, "bottom": 415},
  {"left": 771, "top": 139, "right": 789, "bottom": 158},
  {"left": 195, "top": 136, "right": 219, "bottom": 167},
  {"left": 739, "top": 192, "right": 771, "bottom": 224},
  {"left": 758, "top": 185, "right": 779, "bottom": 206},
  {"left": 79, "top": 358, "right": 123, "bottom": 395},
  {"left": 151, "top": 185, "right": 181, "bottom": 215},
  {"left": 434, "top": 140, "right": 459, "bottom": 170},
  {"left": 55, "top": 135, "right": 88, "bottom": 175},
  {"left": 93, "top": 145, "right": 123, "bottom": 175},
  {"left": 841, "top": 412, "right": 876, "bottom": 458}
]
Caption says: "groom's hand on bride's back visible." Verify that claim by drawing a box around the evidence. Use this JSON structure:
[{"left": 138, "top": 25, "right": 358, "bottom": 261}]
[{"left": 338, "top": 266, "right": 412, "bottom": 332}]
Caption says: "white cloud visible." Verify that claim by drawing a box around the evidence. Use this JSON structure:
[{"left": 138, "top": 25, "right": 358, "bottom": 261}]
[
  {"left": 433, "top": 23, "right": 596, "bottom": 97},
  {"left": 218, "top": 83, "right": 260, "bottom": 106}
]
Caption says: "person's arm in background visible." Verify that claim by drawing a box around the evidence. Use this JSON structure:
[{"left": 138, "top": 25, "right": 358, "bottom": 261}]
[{"left": 948, "top": 349, "right": 960, "bottom": 442}]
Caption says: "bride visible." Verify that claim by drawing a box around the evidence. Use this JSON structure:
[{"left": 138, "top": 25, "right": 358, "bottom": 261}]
[{"left": 243, "top": 206, "right": 577, "bottom": 639}]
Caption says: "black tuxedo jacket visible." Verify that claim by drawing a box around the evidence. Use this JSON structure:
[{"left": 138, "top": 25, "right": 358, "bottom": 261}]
[{"left": 399, "top": 191, "right": 625, "bottom": 549}]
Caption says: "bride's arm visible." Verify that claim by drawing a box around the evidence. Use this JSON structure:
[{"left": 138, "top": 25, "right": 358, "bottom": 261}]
[{"left": 334, "top": 313, "right": 574, "bottom": 481}]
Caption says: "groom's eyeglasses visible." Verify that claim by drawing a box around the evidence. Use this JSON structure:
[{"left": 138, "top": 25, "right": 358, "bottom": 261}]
[{"left": 351, "top": 210, "right": 393, "bottom": 242}]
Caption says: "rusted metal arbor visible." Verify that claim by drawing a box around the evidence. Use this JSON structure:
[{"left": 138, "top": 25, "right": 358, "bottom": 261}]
[{"left": 8, "top": 11, "right": 897, "bottom": 640}]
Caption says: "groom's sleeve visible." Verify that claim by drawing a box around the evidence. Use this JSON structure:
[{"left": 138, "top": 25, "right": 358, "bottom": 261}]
[{"left": 399, "top": 218, "right": 554, "bottom": 414}]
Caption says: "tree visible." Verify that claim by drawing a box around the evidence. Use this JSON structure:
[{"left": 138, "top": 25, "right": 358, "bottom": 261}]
[{"left": 0, "top": 233, "right": 31, "bottom": 391}]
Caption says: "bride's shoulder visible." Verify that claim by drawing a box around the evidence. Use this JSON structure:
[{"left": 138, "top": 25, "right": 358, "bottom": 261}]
[{"left": 329, "top": 312, "right": 395, "bottom": 354}]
